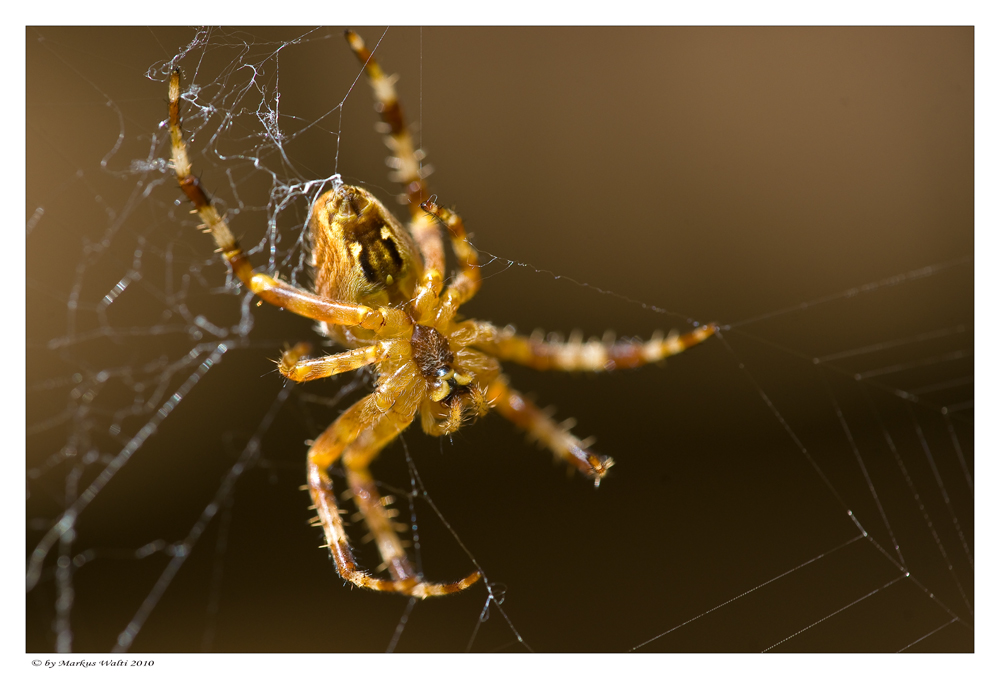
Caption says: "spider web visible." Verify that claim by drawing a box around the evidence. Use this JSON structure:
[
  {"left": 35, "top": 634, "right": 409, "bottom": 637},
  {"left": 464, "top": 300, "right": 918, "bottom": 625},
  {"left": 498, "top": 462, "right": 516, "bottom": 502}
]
[{"left": 26, "top": 26, "right": 976, "bottom": 657}]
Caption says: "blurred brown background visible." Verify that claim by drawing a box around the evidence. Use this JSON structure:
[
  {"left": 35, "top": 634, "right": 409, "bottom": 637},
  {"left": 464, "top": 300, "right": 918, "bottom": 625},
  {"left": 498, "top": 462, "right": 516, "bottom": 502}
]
[{"left": 27, "top": 27, "right": 973, "bottom": 653}]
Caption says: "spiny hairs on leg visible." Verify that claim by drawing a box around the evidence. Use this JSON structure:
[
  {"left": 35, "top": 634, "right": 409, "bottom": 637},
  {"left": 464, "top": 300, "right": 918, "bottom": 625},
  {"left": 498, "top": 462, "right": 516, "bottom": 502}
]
[
  {"left": 168, "top": 69, "right": 247, "bottom": 274},
  {"left": 479, "top": 325, "right": 718, "bottom": 485},
  {"left": 344, "top": 29, "right": 429, "bottom": 212},
  {"left": 305, "top": 394, "right": 482, "bottom": 597},
  {"left": 309, "top": 465, "right": 481, "bottom": 598},
  {"left": 477, "top": 323, "right": 718, "bottom": 372},
  {"left": 486, "top": 377, "right": 614, "bottom": 487}
]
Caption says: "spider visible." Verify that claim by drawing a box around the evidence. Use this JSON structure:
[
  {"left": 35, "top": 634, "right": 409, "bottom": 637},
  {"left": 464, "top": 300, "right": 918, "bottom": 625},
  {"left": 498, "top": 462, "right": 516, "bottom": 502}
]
[{"left": 167, "top": 30, "right": 716, "bottom": 599}]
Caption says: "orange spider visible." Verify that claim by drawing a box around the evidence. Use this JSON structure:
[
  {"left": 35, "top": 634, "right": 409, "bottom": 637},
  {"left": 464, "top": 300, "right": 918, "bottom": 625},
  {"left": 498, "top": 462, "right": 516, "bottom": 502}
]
[{"left": 167, "top": 30, "right": 716, "bottom": 599}]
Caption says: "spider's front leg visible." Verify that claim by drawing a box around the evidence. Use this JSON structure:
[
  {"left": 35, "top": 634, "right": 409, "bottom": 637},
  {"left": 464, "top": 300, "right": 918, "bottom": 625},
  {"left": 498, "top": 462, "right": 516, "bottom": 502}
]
[{"left": 307, "top": 373, "right": 481, "bottom": 598}]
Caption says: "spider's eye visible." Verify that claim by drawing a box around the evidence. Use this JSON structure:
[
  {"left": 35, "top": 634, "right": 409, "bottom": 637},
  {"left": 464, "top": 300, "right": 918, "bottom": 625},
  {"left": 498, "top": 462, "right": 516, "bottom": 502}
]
[{"left": 435, "top": 366, "right": 451, "bottom": 378}]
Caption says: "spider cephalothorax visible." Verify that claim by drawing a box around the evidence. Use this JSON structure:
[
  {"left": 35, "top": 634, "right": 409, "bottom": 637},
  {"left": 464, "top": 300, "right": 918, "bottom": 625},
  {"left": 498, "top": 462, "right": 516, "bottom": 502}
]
[
  {"left": 411, "top": 322, "right": 492, "bottom": 432},
  {"left": 168, "top": 29, "right": 715, "bottom": 599}
]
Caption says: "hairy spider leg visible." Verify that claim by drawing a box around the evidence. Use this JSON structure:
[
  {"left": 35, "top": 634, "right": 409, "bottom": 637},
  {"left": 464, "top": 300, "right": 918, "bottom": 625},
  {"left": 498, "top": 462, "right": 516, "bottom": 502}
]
[
  {"left": 479, "top": 324, "right": 717, "bottom": 485},
  {"left": 420, "top": 200, "right": 482, "bottom": 325},
  {"left": 486, "top": 377, "right": 614, "bottom": 487},
  {"left": 474, "top": 323, "right": 718, "bottom": 372},
  {"left": 307, "top": 385, "right": 481, "bottom": 597},
  {"left": 168, "top": 70, "right": 409, "bottom": 336},
  {"left": 345, "top": 30, "right": 445, "bottom": 325},
  {"left": 279, "top": 341, "right": 396, "bottom": 383},
  {"left": 344, "top": 29, "right": 431, "bottom": 215}
]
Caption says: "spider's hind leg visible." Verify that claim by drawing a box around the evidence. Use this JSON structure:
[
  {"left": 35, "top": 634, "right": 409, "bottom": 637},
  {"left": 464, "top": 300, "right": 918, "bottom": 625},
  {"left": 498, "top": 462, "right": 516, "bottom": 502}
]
[
  {"left": 343, "top": 466, "right": 479, "bottom": 596},
  {"left": 308, "top": 390, "right": 480, "bottom": 598}
]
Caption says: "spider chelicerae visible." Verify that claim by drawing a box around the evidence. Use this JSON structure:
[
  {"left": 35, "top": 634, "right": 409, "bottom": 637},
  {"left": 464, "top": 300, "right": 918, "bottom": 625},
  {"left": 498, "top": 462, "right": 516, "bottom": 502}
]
[{"left": 168, "top": 30, "right": 716, "bottom": 598}]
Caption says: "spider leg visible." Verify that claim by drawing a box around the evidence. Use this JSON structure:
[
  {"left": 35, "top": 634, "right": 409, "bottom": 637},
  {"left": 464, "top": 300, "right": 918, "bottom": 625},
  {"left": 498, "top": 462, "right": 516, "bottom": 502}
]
[
  {"left": 344, "top": 30, "right": 431, "bottom": 218},
  {"left": 485, "top": 376, "right": 614, "bottom": 487},
  {"left": 420, "top": 199, "right": 481, "bottom": 324},
  {"left": 308, "top": 388, "right": 480, "bottom": 598},
  {"left": 344, "top": 30, "right": 447, "bottom": 324},
  {"left": 343, "top": 462, "right": 481, "bottom": 597},
  {"left": 279, "top": 341, "right": 396, "bottom": 383},
  {"left": 168, "top": 71, "right": 409, "bottom": 336},
  {"left": 419, "top": 392, "right": 479, "bottom": 437},
  {"left": 475, "top": 322, "right": 717, "bottom": 371}
]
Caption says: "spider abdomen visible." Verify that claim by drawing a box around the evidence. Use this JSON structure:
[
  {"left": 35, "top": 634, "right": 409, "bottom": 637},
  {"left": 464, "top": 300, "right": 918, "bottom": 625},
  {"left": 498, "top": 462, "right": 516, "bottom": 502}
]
[{"left": 309, "top": 184, "right": 422, "bottom": 309}]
